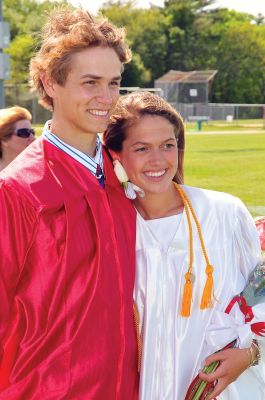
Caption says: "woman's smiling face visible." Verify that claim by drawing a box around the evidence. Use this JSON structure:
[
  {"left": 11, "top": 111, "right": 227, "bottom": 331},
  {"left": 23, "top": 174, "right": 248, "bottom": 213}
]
[{"left": 119, "top": 114, "right": 178, "bottom": 196}]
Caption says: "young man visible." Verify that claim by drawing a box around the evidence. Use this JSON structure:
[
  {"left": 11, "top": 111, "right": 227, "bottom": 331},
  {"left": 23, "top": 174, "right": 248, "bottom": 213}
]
[{"left": 0, "top": 8, "right": 138, "bottom": 399}]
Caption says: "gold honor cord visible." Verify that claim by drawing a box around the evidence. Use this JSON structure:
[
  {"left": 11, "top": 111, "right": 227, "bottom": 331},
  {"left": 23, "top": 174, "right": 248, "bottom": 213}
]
[
  {"left": 133, "top": 302, "right": 142, "bottom": 373},
  {"left": 175, "top": 184, "right": 214, "bottom": 316}
]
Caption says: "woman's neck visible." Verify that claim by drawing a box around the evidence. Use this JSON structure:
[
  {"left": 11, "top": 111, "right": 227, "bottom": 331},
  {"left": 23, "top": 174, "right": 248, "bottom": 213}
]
[
  {"left": 134, "top": 182, "right": 183, "bottom": 220},
  {"left": 0, "top": 153, "right": 15, "bottom": 172}
]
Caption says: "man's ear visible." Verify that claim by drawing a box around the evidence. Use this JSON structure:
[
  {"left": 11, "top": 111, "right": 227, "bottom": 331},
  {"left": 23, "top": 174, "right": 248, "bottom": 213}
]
[{"left": 41, "top": 73, "right": 56, "bottom": 98}]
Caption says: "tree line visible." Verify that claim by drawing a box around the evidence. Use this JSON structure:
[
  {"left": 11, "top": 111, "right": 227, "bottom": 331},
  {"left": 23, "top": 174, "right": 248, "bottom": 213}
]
[{"left": 3, "top": 0, "right": 265, "bottom": 103}]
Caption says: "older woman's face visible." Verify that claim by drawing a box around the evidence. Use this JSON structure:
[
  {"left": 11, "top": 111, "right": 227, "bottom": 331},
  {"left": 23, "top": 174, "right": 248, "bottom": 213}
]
[{"left": 4, "top": 118, "right": 35, "bottom": 157}]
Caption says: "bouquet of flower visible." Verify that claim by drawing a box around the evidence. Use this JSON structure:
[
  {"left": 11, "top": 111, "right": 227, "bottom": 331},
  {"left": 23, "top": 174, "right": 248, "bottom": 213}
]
[{"left": 184, "top": 260, "right": 265, "bottom": 400}]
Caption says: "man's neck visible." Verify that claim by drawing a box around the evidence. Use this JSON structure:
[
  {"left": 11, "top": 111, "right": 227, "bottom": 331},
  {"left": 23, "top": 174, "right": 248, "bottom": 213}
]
[{"left": 49, "top": 120, "right": 98, "bottom": 157}]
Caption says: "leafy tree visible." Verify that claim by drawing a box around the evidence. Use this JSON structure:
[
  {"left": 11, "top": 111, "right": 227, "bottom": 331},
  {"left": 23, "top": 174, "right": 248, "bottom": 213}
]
[
  {"left": 102, "top": 1, "right": 167, "bottom": 85},
  {"left": 3, "top": 0, "right": 67, "bottom": 39},
  {"left": 162, "top": 0, "right": 215, "bottom": 70},
  {"left": 7, "top": 34, "right": 35, "bottom": 83},
  {"left": 3, "top": 0, "right": 265, "bottom": 103},
  {"left": 5, "top": 34, "right": 35, "bottom": 102},
  {"left": 3, "top": 0, "right": 67, "bottom": 86},
  {"left": 212, "top": 23, "right": 265, "bottom": 103},
  {"left": 122, "top": 53, "right": 151, "bottom": 87}
]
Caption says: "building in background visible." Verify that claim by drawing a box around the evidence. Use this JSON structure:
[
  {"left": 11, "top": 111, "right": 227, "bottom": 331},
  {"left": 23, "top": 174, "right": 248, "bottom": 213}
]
[{"left": 155, "top": 70, "right": 217, "bottom": 104}]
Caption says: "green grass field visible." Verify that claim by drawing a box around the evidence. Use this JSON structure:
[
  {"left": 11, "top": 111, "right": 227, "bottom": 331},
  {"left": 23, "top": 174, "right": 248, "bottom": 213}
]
[{"left": 184, "top": 132, "right": 265, "bottom": 216}]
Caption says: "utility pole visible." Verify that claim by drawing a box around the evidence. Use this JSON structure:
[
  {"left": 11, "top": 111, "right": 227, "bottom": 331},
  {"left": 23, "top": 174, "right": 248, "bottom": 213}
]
[{"left": 0, "top": 0, "right": 10, "bottom": 108}]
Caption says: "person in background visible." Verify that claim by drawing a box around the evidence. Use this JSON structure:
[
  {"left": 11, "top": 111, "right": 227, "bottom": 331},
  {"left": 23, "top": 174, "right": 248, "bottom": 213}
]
[
  {"left": 0, "top": 7, "right": 138, "bottom": 399},
  {"left": 104, "top": 91, "right": 265, "bottom": 400},
  {"left": 0, "top": 106, "right": 35, "bottom": 171}
]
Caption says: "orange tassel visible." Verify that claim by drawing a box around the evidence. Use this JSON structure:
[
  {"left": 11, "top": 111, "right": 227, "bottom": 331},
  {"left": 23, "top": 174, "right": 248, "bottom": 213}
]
[
  {"left": 200, "top": 265, "right": 214, "bottom": 309},
  {"left": 181, "top": 272, "right": 193, "bottom": 317}
]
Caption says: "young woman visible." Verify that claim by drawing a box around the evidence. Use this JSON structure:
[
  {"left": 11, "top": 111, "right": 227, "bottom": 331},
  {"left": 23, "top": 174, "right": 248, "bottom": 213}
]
[
  {"left": 0, "top": 106, "right": 35, "bottom": 171},
  {"left": 104, "top": 92, "right": 265, "bottom": 400}
]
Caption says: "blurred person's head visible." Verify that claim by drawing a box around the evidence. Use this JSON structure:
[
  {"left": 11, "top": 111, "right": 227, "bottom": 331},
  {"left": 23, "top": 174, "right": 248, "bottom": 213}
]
[
  {"left": 0, "top": 106, "right": 35, "bottom": 171},
  {"left": 104, "top": 91, "right": 185, "bottom": 189},
  {"left": 30, "top": 7, "right": 131, "bottom": 111}
]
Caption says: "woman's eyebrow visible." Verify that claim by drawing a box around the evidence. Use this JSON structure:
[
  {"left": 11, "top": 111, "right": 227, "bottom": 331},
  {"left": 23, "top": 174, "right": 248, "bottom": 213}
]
[{"left": 131, "top": 137, "right": 175, "bottom": 147}]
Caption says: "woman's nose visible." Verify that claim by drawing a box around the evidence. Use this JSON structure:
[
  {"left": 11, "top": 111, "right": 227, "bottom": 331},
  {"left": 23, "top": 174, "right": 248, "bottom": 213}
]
[{"left": 149, "top": 149, "right": 165, "bottom": 164}]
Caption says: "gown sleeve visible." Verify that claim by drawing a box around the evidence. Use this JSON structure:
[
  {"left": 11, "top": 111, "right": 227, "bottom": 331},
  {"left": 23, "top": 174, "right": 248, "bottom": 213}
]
[
  {"left": 234, "top": 199, "right": 265, "bottom": 356},
  {"left": 0, "top": 180, "right": 37, "bottom": 351},
  {"left": 206, "top": 198, "right": 265, "bottom": 363},
  {"left": 233, "top": 198, "right": 261, "bottom": 281}
]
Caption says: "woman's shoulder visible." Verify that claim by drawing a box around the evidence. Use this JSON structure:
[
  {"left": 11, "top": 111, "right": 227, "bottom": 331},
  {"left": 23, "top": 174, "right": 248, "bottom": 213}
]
[{"left": 182, "top": 185, "right": 246, "bottom": 217}]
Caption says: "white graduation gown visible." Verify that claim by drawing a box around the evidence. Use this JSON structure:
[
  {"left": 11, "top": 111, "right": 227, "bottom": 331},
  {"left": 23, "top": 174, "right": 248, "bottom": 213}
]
[{"left": 134, "top": 185, "right": 265, "bottom": 400}]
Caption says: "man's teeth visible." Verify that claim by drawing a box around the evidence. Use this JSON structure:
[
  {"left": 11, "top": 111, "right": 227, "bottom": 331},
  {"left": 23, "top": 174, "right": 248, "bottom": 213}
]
[
  {"left": 89, "top": 110, "right": 108, "bottom": 116},
  {"left": 145, "top": 170, "right": 166, "bottom": 177}
]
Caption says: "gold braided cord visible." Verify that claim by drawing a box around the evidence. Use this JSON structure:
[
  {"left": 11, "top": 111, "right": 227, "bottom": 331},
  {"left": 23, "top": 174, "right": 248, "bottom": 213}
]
[
  {"left": 177, "top": 185, "right": 211, "bottom": 266},
  {"left": 175, "top": 184, "right": 215, "bottom": 312},
  {"left": 133, "top": 302, "right": 142, "bottom": 372},
  {"left": 176, "top": 185, "right": 193, "bottom": 274}
]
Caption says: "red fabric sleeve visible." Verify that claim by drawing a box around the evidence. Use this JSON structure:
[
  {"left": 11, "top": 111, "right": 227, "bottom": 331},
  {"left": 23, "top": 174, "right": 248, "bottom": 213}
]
[{"left": 0, "top": 180, "right": 37, "bottom": 348}]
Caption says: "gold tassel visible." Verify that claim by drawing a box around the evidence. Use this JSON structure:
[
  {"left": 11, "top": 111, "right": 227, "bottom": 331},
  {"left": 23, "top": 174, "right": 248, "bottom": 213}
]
[
  {"left": 200, "top": 264, "right": 214, "bottom": 309},
  {"left": 181, "top": 272, "right": 193, "bottom": 317}
]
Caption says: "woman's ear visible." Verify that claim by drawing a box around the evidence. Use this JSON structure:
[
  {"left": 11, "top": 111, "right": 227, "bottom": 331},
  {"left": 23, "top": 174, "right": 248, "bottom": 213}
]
[
  {"left": 109, "top": 149, "right": 121, "bottom": 162},
  {"left": 114, "top": 153, "right": 121, "bottom": 162}
]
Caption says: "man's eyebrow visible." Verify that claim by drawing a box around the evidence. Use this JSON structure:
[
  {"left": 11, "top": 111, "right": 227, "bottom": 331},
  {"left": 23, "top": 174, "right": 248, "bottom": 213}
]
[{"left": 80, "top": 74, "right": 121, "bottom": 80}]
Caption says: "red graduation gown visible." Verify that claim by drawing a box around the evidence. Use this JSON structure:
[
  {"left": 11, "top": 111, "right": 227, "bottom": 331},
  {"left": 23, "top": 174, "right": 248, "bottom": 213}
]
[{"left": 0, "top": 138, "right": 138, "bottom": 399}]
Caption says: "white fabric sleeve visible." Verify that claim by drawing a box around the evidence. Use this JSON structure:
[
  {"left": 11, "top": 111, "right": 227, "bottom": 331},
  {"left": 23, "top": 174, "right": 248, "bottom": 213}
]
[
  {"left": 206, "top": 198, "right": 265, "bottom": 363},
  {"left": 234, "top": 199, "right": 265, "bottom": 360},
  {"left": 233, "top": 198, "right": 261, "bottom": 281}
]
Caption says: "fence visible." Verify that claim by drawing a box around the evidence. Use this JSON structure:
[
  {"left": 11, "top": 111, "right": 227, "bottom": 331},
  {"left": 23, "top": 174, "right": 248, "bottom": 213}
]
[
  {"left": 170, "top": 102, "right": 265, "bottom": 121},
  {"left": 4, "top": 83, "right": 51, "bottom": 124},
  {"left": 3, "top": 84, "right": 265, "bottom": 124}
]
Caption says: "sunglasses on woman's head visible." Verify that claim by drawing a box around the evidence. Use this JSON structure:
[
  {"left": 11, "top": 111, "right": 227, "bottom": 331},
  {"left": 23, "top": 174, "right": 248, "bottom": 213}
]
[{"left": 14, "top": 128, "right": 35, "bottom": 138}]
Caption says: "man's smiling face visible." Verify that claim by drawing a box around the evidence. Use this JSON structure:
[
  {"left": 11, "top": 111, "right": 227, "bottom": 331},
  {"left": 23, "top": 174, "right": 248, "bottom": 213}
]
[{"left": 47, "top": 46, "right": 122, "bottom": 137}]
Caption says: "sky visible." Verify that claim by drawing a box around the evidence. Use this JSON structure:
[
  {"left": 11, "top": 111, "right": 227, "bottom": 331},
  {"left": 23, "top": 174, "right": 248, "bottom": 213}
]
[{"left": 69, "top": 0, "right": 265, "bottom": 16}]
